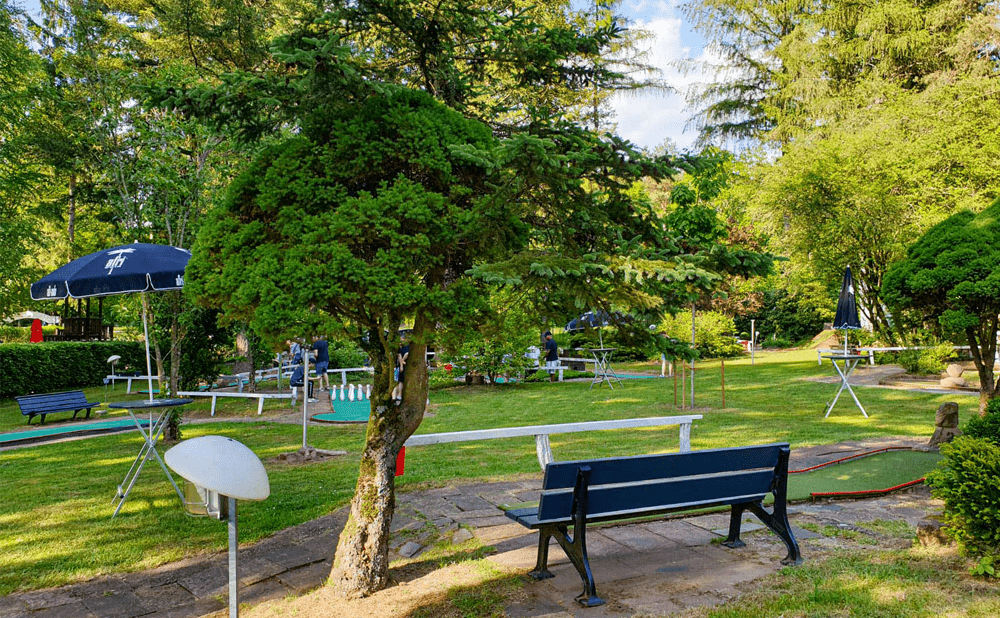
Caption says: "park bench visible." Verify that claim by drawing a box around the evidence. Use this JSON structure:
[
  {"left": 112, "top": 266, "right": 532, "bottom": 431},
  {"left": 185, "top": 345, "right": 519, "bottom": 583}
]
[
  {"left": 403, "top": 415, "right": 701, "bottom": 470},
  {"left": 505, "top": 442, "right": 802, "bottom": 607},
  {"left": 176, "top": 390, "right": 294, "bottom": 416},
  {"left": 15, "top": 390, "right": 103, "bottom": 425}
]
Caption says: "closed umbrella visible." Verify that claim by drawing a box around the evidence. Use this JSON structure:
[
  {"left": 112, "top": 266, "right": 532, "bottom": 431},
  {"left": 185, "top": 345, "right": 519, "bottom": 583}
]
[
  {"left": 31, "top": 242, "right": 191, "bottom": 400},
  {"left": 833, "top": 266, "right": 862, "bottom": 355}
]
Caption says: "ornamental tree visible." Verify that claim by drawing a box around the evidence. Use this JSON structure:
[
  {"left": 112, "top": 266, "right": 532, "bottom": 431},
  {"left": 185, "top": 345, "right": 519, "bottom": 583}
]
[{"left": 883, "top": 197, "right": 1000, "bottom": 416}]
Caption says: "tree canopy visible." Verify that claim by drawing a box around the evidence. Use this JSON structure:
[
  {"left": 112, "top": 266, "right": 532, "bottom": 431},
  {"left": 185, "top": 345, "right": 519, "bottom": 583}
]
[{"left": 883, "top": 197, "right": 1000, "bottom": 415}]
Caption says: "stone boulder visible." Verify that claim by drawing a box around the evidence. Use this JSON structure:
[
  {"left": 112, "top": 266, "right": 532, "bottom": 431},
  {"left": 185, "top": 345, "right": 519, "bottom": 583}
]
[
  {"left": 939, "top": 376, "right": 967, "bottom": 388},
  {"left": 917, "top": 518, "right": 952, "bottom": 547},
  {"left": 945, "top": 363, "right": 965, "bottom": 378},
  {"left": 928, "top": 402, "right": 961, "bottom": 448}
]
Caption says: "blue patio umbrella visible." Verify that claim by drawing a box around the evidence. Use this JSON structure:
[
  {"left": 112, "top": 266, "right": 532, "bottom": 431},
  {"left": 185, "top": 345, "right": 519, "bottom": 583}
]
[
  {"left": 31, "top": 243, "right": 191, "bottom": 400},
  {"left": 833, "top": 266, "right": 862, "bottom": 355}
]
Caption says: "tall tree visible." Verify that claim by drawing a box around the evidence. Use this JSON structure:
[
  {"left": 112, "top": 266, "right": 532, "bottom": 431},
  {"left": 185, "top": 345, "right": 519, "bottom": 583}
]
[{"left": 182, "top": 13, "right": 720, "bottom": 594}]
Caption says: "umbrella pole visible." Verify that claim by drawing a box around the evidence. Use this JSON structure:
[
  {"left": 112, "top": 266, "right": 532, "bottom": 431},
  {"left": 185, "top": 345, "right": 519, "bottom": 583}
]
[{"left": 143, "top": 293, "right": 154, "bottom": 402}]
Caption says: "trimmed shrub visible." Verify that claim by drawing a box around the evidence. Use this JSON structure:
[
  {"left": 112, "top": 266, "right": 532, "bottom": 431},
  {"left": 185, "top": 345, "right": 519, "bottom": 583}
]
[
  {"left": 927, "top": 435, "right": 1000, "bottom": 558},
  {"left": 0, "top": 342, "right": 145, "bottom": 398},
  {"left": 964, "top": 400, "right": 1000, "bottom": 445},
  {"left": 895, "top": 343, "right": 956, "bottom": 375}
]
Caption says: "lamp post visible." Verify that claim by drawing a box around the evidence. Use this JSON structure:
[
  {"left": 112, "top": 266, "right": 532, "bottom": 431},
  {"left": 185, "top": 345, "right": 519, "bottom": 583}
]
[{"left": 165, "top": 436, "right": 270, "bottom": 618}]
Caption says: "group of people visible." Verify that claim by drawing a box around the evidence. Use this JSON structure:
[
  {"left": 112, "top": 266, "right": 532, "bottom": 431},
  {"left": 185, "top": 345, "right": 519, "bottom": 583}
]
[{"left": 286, "top": 336, "right": 410, "bottom": 402}]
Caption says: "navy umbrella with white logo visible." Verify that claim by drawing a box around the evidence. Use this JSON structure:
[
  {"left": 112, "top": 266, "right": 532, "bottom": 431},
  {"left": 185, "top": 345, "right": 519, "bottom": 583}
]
[{"left": 31, "top": 243, "right": 191, "bottom": 400}]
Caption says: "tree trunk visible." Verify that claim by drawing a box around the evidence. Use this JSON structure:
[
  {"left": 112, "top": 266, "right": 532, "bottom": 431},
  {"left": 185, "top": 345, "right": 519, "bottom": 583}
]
[
  {"left": 329, "top": 316, "right": 430, "bottom": 598},
  {"left": 169, "top": 291, "right": 183, "bottom": 395},
  {"left": 68, "top": 173, "right": 76, "bottom": 246},
  {"left": 966, "top": 325, "right": 996, "bottom": 417}
]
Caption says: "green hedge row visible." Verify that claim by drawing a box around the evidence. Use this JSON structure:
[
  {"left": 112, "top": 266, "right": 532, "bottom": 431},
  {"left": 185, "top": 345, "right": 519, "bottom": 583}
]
[{"left": 0, "top": 342, "right": 147, "bottom": 398}]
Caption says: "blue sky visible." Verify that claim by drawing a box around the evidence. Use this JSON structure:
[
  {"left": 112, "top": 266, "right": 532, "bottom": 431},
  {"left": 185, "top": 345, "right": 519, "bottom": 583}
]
[{"left": 16, "top": 0, "right": 708, "bottom": 152}]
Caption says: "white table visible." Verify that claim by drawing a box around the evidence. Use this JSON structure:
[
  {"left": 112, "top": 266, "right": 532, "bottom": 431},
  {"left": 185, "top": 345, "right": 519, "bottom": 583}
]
[
  {"left": 589, "top": 348, "right": 624, "bottom": 390},
  {"left": 108, "top": 398, "right": 191, "bottom": 517},
  {"left": 822, "top": 354, "right": 869, "bottom": 418}
]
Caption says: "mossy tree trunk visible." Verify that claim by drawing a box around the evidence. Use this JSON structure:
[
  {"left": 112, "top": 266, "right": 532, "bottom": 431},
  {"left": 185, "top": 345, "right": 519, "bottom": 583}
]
[{"left": 329, "top": 316, "right": 429, "bottom": 597}]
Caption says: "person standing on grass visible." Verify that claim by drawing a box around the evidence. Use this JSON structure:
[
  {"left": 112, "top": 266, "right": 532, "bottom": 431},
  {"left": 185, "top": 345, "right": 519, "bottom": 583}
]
[
  {"left": 543, "top": 333, "right": 559, "bottom": 382},
  {"left": 311, "top": 336, "right": 330, "bottom": 391}
]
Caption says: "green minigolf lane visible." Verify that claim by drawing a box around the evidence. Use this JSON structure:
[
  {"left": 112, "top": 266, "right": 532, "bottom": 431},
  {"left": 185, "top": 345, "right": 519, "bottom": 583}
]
[
  {"left": 787, "top": 449, "right": 942, "bottom": 500},
  {"left": 0, "top": 418, "right": 151, "bottom": 445},
  {"left": 311, "top": 398, "right": 371, "bottom": 423}
]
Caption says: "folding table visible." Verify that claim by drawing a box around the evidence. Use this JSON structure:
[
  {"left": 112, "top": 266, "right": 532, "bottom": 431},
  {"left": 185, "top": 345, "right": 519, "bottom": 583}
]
[
  {"left": 821, "top": 354, "right": 868, "bottom": 418},
  {"left": 108, "top": 398, "right": 192, "bottom": 517},
  {"left": 589, "top": 348, "right": 624, "bottom": 390}
]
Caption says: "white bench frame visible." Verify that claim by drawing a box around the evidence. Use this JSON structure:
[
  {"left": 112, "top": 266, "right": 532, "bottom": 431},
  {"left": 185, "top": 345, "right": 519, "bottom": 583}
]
[
  {"left": 176, "top": 391, "right": 294, "bottom": 416},
  {"left": 404, "top": 415, "right": 702, "bottom": 470},
  {"left": 105, "top": 374, "right": 160, "bottom": 394},
  {"left": 817, "top": 346, "right": 972, "bottom": 366}
]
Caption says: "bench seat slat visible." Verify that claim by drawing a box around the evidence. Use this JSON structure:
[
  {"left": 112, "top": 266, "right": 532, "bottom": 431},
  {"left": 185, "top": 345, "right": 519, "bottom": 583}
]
[
  {"left": 536, "top": 469, "right": 775, "bottom": 522},
  {"left": 507, "top": 491, "right": 771, "bottom": 528},
  {"left": 542, "top": 443, "right": 785, "bottom": 488}
]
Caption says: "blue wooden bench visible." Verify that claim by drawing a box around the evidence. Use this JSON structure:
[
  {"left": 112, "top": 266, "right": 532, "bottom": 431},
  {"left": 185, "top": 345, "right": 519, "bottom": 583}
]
[
  {"left": 505, "top": 442, "right": 802, "bottom": 607},
  {"left": 14, "top": 390, "right": 103, "bottom": 425}
]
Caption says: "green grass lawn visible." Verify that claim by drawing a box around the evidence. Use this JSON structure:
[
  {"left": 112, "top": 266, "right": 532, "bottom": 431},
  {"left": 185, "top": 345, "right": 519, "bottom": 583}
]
[{"left": 0, "top": 348, "right": 978, "bottom": 596}]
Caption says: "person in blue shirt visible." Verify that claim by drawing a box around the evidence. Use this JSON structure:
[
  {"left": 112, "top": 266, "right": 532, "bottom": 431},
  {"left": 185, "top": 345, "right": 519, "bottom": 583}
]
[
  {"left": 543, "top": 333, "right": 559, "bottom": 382},
  {"left": 311, "top": 336, "right": 330, "bottom": 391}
]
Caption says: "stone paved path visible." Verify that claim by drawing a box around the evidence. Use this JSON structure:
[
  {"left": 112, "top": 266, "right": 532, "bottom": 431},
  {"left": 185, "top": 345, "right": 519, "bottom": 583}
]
[{"left": 1, "top": 437, "right": 938, "bottom": 618}]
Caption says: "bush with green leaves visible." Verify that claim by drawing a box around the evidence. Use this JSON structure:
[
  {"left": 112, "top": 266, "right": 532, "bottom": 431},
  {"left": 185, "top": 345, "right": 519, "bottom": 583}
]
[
  {"left": 0, "top": 341, "right": 146, "bottom": 397},
  {"left": 659, "top": 310, "right": 743, "bottom": 359},
  {"left": 964, "top": 399, "right": 1000, "bottom": 446},
  {"left": 927, "top": 435, "right": 1000, "bottom": 560},
  {"left": 894, "top": 343, "right": 956, "bottom": 376}
]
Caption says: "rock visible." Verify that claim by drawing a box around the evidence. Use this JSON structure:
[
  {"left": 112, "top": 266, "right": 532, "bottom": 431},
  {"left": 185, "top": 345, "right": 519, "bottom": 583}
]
[
  {"left": 916, "top": 518, "right": 952, "bottom": 547},
  {"left": 398, "top": 541, "right": 423, "bottom": 558},
  {"left": 929, "top": 402, "right": 962, "bottom": 447},
  {"left": 946, "top": 363, "right": 965, "bottom": 378},
  {"left": 451, "top": 528, "right": 474, "bottom": 544},
  {"left": 939, "top": 377, "right": 967, "bottom": 388}
]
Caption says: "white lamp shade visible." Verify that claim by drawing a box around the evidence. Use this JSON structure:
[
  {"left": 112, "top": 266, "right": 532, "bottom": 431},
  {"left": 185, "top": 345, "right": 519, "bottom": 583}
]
[{"left": 165, "top": 435, "right": 270, "bottom": 501}]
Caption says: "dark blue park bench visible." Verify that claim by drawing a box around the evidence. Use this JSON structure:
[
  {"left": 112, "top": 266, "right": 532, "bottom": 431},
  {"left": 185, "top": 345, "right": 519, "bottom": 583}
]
[
  {"left": 505, "top": 442, "right": 803, "bottom": 607},
  {"left": 14, "top": 390, "right": 102, "bottom": 425}
]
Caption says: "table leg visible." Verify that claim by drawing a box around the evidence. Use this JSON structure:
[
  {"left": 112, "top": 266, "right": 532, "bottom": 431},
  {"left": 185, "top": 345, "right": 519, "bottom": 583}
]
[{"left": 112, "top": 409, "right": 184, "bottom": 518}]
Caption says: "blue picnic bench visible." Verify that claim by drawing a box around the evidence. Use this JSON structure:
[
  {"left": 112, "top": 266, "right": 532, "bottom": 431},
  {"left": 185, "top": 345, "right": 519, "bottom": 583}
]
[
  {"left": 505, "top": 442, "right": 803, "bottom": 607},
  {"left": 14, "top": 390, "right": 103, "bottom": 425}
]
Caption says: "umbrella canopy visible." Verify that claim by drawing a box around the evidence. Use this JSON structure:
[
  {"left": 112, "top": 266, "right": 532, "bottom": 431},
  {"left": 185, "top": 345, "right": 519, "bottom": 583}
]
[
  {"left": 31, "top": 243, "right": 189, "bottom": 301},
  {"left": 31, "top": 243, "right": 191, "bottom": 400},
  {"left": 833, "top": 266, "right": 861, "bottom": 330},
  {"left": 833, "top": 266, "right": 861, "bottom": 355}
]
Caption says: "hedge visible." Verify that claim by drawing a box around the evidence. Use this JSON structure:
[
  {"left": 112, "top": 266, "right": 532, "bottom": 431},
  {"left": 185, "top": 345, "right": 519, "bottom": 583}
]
[{"left": 0, "top": 342, "right": 146, "bottom": 398}]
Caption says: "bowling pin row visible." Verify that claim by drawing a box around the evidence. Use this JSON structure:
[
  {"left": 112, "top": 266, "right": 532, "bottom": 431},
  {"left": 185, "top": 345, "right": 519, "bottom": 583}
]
[{"left": 331, "top": 384, "right": 372, "bottom": 401}]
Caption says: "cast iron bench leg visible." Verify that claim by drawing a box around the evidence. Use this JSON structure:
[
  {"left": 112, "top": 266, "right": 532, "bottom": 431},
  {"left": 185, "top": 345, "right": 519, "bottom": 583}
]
[
  {"left": 747, "top": 502, "right": 802, "bottom": 565},
  {"left": 529, "top": 527, "right": 556, "bottom": 580},
  {"left": 722, "top": 503, "right": 749, "bottom": 549}
]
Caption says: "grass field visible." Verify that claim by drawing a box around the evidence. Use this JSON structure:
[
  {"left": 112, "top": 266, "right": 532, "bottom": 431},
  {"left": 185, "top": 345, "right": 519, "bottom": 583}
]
[{"left": 0, "top": 348, "right": 979, "bottom": 596}]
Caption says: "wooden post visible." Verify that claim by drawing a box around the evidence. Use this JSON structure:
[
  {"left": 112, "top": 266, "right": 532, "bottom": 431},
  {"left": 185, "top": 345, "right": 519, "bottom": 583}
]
[
  {"left": 720, "top": 359, "right": 725, "bottom": 409},
  {"left": 681, "top": 362, "right": 686, "bottom": 409},
  {"left": 673, "top": 367, "right": 677, "bottom": 407}
]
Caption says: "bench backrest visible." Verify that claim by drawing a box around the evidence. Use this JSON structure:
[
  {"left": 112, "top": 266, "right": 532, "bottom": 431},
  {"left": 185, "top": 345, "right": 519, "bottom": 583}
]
[
  {"left": 14, "top": 390, "right": 90, "bottom": 414},
  {"left": 535, "top": 443, "right": 789, "bottom": 523}
]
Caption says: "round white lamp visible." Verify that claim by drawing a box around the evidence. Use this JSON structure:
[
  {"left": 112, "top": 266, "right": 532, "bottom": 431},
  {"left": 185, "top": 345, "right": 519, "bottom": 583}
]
[{"left": 165, "top": 436, "right": 270, "bottom": 618}]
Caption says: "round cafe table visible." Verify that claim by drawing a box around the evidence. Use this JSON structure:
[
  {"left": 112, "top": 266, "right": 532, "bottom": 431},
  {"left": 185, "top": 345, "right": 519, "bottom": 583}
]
[{"left": 107, "top": 398, "right": 192, "bottom": 517}]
